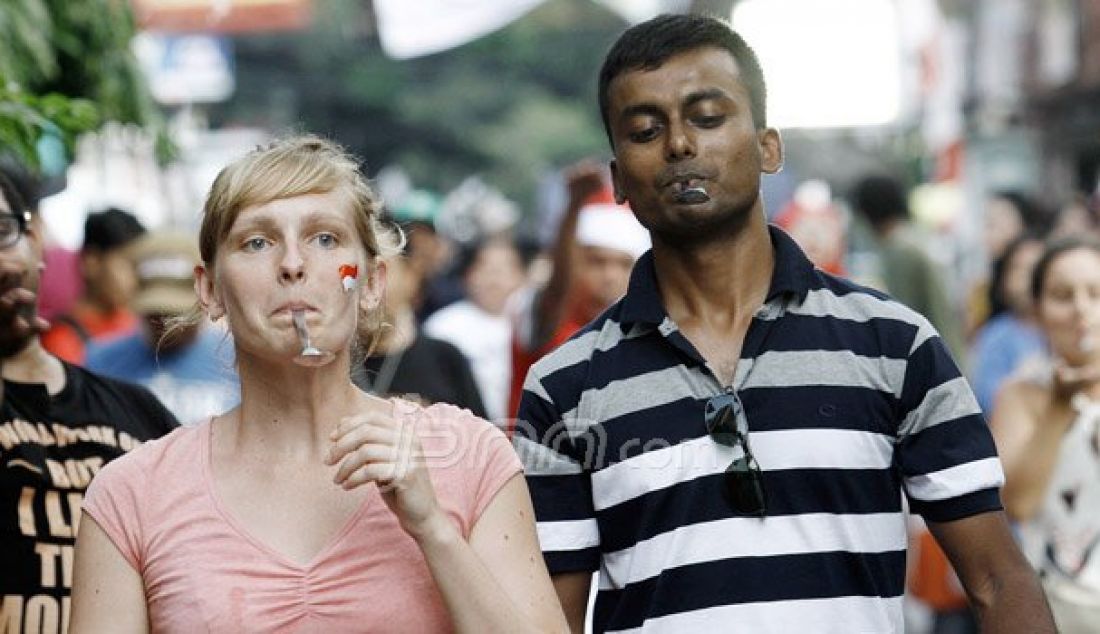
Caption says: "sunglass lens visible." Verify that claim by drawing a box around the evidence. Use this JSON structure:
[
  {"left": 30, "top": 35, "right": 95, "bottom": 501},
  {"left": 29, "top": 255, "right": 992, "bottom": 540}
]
[
  {"left": 723, "top": 457, "right": 766, "bottom": 517},
  {"left": 705, "top": 395, "right": 738, "bottom": 437}
]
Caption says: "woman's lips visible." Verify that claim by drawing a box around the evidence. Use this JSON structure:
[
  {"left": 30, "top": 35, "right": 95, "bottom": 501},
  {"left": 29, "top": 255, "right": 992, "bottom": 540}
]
[{"left": 272, "top": 302, "right": 317, "bottom": 316}]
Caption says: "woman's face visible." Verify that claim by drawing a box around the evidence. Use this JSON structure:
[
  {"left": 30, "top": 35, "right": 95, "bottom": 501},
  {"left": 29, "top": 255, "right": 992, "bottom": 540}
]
[
  {"left": 466, "top": 242, "right": 523, "bottom": 316},
  {"left": 1037, "top": 247, "right": 1100, "bottom": 365},
  {"left": 198, "top": 190, "right": 382, "bottom": 364}
]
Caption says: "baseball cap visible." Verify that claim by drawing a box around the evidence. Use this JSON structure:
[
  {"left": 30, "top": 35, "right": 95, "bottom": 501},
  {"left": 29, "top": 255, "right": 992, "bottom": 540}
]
[{"left": 128, "top": 230, "right": 200, "bottom": 315}]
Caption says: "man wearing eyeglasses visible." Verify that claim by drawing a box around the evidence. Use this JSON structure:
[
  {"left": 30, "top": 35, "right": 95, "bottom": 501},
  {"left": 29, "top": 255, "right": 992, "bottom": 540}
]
[
  {"left": 0, "top": 166, "right": 178, "bottom": 633},
  {"left": 513, "top": 14, "right": 1054, "bottom": 634}
]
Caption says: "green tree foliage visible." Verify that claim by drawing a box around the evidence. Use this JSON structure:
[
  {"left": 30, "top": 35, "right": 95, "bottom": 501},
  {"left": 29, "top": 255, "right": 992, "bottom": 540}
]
[
  {"left": 212, "top": 0, "right": 627, "bottom": 210},
  {"left": 0, "top": 0, "right": 164, "bottom": 169},
  {"left": 0, "top": 83, "right": 97, "bottom": 171}
]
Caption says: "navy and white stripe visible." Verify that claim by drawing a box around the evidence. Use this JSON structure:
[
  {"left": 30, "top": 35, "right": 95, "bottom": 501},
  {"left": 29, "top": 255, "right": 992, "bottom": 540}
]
[{"left": 514, "top": 225, "right": 1003, "bottom": 633}]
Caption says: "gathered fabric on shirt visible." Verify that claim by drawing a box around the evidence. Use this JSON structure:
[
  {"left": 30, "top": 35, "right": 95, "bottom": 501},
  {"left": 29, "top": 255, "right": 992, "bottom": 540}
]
[{"left": 82, "top": 398, "right": 521, "bottom": 633}]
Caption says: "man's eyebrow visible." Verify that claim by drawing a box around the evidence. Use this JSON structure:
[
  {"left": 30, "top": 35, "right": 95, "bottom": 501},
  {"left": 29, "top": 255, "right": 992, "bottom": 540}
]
[
  {"left": 683, "top": 88, "right": 731, "bottom": 108},
  {"left": 618, "top": 88, "right": 732, "bottom": 121},
  {"left": 619, "top": 103, "right": 663, "bottom": 121}
]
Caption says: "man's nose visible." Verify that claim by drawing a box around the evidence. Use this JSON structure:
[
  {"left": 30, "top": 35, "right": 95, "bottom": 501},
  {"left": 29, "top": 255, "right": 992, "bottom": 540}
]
[{"left": 665, "top": 120, "right": 696, "bottom": 161}]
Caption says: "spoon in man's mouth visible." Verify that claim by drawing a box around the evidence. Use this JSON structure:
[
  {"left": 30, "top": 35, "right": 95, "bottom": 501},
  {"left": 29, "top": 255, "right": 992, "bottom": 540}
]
[{"left": 674, "top": 186, "right": 710, "bottom": 204}]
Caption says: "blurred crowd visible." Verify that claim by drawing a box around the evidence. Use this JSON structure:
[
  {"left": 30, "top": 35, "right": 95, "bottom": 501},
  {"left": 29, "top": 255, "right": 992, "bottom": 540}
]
[{"left": 23, "top": 162, "right": 1100, "bottom": 431}]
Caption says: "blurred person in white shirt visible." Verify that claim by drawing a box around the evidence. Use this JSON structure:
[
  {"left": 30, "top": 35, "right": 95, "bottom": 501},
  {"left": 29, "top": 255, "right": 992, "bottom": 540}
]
[{"left": 424, "top": 238, "right": 525, "bottom": 421}]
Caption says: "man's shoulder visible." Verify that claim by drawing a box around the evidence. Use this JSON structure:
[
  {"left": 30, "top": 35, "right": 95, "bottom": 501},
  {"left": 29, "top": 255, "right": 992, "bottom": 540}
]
[
  {"left": 415, "top": 332, "right": 468, "bottom": 361},
  {"left": 186, "top": 329, "right": 233, "bottom": 363},
  {"left": 799, "top": 268, "right": 932, "bottom": 330},
  {"left": 67, "top": 359, "right": 128, "bottom": 387},
  {"left": 85, "top": 332, "right": 148, "bottom": 365},
  {"left": 978, "top": 313, "right": 1037, "bottom": 341},
  {"left": 530, "top": 299, "right": 630, "bottom": 373},
  {"left": 65, "top": 362, "right": 177, "bottom": 427}
]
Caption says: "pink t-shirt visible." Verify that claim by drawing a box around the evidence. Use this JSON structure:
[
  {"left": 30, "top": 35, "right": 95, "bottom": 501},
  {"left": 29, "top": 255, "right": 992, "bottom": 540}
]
[{"left": 82, "top": 399, "right": 523, "bottom": 633}]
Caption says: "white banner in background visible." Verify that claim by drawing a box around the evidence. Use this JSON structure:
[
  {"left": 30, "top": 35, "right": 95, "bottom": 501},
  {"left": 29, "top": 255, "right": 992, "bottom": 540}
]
[
  {"left": 374, "top": 0, "right": 548, "bottom": 59},
  {"left": 733, "top": 0, "right": 902, "bottom": 129},
  {"left": 133, "top": 33, "right": 235, "bottom": 105},
  {"left": 595, "top": 0, "right": 687, "bottom": 25}
]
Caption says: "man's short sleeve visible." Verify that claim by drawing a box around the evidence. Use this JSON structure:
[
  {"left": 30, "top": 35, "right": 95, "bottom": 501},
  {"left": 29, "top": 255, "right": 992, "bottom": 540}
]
[
  {"left": 513, "top": 367, "right": 600, "bottom": 574},
  {"left": 896, "top": 320, "right": 1005, "bottom": 522}
]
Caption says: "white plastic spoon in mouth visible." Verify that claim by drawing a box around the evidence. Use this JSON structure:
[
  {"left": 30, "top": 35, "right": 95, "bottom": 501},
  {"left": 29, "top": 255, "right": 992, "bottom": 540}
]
[
  {"left": 674, "top": 186, "right": 710, "bottom": 204},
  {"left": 291, "top": 308, "right": 335, "bottom": 367}
]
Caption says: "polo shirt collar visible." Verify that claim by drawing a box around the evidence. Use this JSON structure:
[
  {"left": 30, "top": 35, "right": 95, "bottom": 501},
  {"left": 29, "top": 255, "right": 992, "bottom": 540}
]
[
  {"left": 619, "top": 223, "right": 817, "bottom": 327},
  {"left": 766, "top": 224, "right": 816, "bottom": 302}
]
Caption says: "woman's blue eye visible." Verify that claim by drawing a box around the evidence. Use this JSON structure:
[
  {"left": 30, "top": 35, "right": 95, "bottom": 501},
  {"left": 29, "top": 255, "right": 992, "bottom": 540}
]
[
  {"left": 315, "top": 233, "right": 338, "bottom": 248},
  {"left": 244, "top": 237, "right": 269, "bottom": 251}
]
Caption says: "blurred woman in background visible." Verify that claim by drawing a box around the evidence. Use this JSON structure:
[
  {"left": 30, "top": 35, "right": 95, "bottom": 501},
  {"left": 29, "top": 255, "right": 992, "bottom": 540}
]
[
  {"left": 969, "top": 234, "right": 1046, "bottom": 414},
  {"left": 991, "top": 236, "right": 1100, "bottom": 633}
]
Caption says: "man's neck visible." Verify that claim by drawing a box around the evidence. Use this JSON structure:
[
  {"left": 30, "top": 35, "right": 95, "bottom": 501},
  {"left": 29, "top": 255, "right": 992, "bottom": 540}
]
[
  {"left": 652, "top": 214, "right": 775, "bottom": 330},
  {"left": 1, "top": 338, "right": 66, "bottom": 395}
]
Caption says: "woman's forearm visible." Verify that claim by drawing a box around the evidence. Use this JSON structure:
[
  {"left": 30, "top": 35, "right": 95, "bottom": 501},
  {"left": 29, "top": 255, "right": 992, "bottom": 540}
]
[{"left": 412, "top": 514, "right": 560, "bottom": 634}]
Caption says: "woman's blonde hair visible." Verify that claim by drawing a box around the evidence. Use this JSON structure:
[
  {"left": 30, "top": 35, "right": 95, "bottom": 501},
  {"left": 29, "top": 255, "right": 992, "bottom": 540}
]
[{"left": 176, "top": 135, "right": 402, "bottom": 356}]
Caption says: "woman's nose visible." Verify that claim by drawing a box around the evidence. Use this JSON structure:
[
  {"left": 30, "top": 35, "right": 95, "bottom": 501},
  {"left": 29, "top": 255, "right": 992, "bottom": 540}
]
[{"left": 279, "top": 244, "right": 306, "bottom": 284}]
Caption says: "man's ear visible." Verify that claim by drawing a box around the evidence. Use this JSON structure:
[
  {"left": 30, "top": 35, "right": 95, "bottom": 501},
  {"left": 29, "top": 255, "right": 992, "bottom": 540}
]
[
  {"left": 610, "top": 160, "right": 627, "bottom": 204},
  {"left": 194, "top": 264, "right": 225, "bottom": 321},
  {"left": 359, "top": 257, "right": 387, "bottom": 314},
  {"left": 759, "top": 127, "right": 784, "bottom": 175}
]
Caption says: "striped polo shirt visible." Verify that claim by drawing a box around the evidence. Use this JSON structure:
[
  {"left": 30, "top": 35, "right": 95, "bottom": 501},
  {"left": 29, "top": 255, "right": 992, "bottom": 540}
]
[{"left": 514, "top": 225, "right": 1004, "bottom": 633}]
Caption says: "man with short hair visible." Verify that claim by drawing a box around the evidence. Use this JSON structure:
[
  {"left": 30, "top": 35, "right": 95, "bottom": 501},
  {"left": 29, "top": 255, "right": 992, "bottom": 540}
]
[
  {"left": 514, "top": 14, "right": 1054, "bottom": 633},
  {"left": 850, "top": 174, "right": 966, "bottom": 360},
  {"left": 41, "top": 207, "right": 146, "bottom": 364},
  {"left": 0, "top": 168, "right": 177, "bottom": 633}
]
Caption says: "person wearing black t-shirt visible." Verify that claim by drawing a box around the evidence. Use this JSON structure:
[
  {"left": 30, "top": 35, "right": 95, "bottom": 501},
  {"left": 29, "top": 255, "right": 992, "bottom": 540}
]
[
  {"left": 354, "top": 244, "right": 487, "bottom": 418},
  {"left": 0, "top": 166, "right": 178, "bottom": 633},
  {"left": 360, "top": 333, "right": 487, "bottom": 418}
]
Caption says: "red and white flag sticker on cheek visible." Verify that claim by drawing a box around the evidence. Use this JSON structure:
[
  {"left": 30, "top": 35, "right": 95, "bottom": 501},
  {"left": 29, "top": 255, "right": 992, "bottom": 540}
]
[{"left": 339, "top": 264, "right": 359, "bottom": 293}]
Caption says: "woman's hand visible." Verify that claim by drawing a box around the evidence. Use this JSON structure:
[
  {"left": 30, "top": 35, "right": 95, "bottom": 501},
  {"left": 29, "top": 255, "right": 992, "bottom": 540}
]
[
  {"left": 1052, "top": 358, "right": 1100, "bottom": 404},
  {"left": 326, "top": 409, "right": 448, "bottom": 541}
]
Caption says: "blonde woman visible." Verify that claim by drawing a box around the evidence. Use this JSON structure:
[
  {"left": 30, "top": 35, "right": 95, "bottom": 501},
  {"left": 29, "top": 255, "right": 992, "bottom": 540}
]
[
  {"left": 991, "top": 237, "right": 1100, "bottom": 632},
  {"left": 69, "top": 137, "right": 567, "bottom": 633}
]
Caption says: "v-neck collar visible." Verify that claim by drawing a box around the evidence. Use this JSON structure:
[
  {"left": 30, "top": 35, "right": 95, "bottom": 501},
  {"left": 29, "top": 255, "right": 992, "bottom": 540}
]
[{"left": 199, "top": 411, "right": 387, "bottom": 571}]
